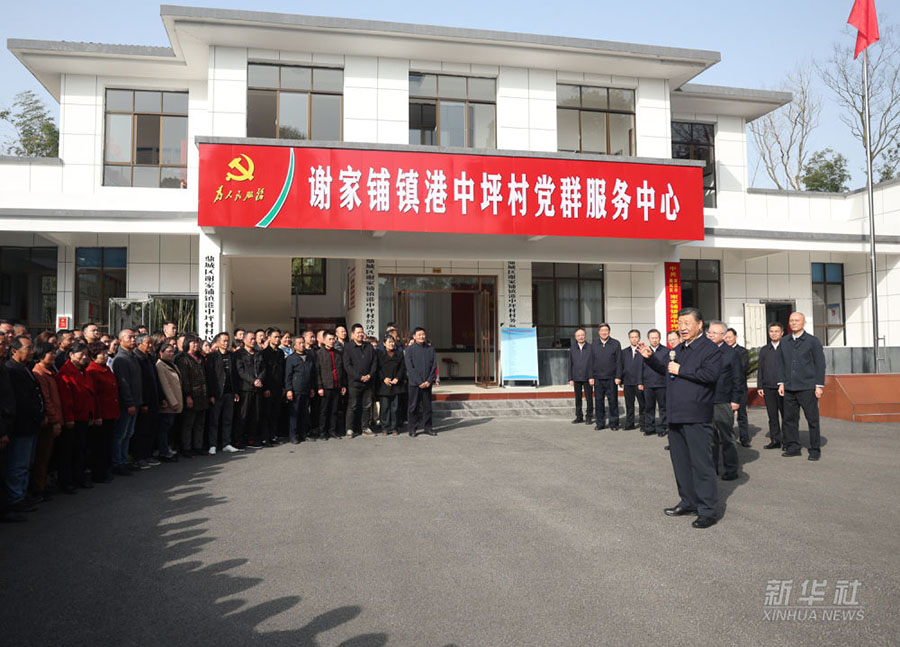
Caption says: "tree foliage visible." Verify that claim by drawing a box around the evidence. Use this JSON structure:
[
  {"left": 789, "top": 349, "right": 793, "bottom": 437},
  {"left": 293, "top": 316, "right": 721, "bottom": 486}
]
[
  {"left": 801, "top": 148, "right": 850, "bottom": 192},
  {"left": 0, "top": 90, "right": 59, "bottom": 157}
]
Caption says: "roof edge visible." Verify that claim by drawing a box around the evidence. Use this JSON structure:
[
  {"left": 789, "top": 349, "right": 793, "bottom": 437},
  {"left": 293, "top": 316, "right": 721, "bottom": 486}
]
[
  {"left": 7, "top": 38, "right": 175, "bottom": 58},
  {"left": 675, "top": 83, "right": 792, "bottom": 106}
]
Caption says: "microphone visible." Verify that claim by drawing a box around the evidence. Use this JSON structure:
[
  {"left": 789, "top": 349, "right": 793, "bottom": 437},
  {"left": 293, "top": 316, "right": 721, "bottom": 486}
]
[{"left": 669, "top": 350, "right": 677, "bottom": 380}]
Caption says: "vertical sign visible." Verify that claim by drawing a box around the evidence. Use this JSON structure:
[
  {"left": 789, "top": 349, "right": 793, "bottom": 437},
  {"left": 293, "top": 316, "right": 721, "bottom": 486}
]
[
  {"left": 665, "top": 262, "right": 681, "bottom": 333},
  {"left": 198, "top": 233, "right": 220, "bottom": 341},
  {"left": 347, "top": 265, "right": 356, "bottom": 310},
  {"left": 507, "top": 261, "right": 517, "bottom": 326},
  {"left": 364, "top": 259, "right": 376, "bottom": 337}
]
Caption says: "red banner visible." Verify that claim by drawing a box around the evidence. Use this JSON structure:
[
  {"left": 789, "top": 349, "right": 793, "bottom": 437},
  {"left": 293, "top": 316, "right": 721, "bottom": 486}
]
[
  {"left": 198, "top": 143, "right": 704, "bottom": 240},
  {"left": 665, "top": 262, "right": 682, "bottom": 333}
]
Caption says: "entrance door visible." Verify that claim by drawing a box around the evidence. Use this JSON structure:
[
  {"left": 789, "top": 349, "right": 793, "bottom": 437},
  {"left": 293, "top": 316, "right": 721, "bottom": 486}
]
[
  {"left": 474, "top": 288, "right": 496, "bottom": 387},
  {"left": 765, "top": 301, "right": 795, "bottom": 334}
]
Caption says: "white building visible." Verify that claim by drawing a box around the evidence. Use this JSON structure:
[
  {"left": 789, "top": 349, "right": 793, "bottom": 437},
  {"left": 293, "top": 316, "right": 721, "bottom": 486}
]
[{"left": 3, "top": 5, "right": 899, "bottom": 383}]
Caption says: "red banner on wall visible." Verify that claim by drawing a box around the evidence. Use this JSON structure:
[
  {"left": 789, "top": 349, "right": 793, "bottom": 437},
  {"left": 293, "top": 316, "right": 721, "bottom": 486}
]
[
  {"left": 665, "top": 262, "right": 682, "bottom": 333},
  {"left": 198, "top": 143, "right": 704, "bottom": 240}
]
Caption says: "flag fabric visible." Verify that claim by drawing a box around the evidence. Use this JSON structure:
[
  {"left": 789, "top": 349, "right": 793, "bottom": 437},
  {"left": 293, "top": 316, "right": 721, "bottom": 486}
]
[{"left": 848, "top": 0, "right": 880, "bottom": 59}]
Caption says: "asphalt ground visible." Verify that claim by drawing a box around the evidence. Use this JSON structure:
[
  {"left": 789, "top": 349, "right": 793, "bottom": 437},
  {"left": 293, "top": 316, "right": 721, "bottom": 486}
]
[{"left": 1, "top": 409, "right": 898, "bottom": 646}]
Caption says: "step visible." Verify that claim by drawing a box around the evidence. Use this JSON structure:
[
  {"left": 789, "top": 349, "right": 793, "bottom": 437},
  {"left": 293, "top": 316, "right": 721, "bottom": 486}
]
[{"left": 433, "top": 397, "right": 596, "bottom": 419}]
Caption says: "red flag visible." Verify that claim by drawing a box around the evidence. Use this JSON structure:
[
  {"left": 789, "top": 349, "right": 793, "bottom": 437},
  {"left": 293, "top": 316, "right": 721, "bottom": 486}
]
[{"left": 848, "top": 0, "right": 880, "bottom": 59}]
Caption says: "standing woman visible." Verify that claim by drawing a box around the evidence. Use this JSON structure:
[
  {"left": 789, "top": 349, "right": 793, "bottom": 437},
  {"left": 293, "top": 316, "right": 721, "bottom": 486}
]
[
  {"left": 55, "top": 342, "right": 96, "bottom": 492},
  {"left": 175, "top": 334, "right": 209, "bottom": 457},
  {"left": 376, "top": 335, "right": 406, "bottom": 435},
  {"left": 30, "top": 341, "right": 63, "bottom": 500},
  {"left": 85, "top": 342, "right": 119, "bottom": 482},
  {"left": 156, "top": 343, "right": 183, "bottom": 462}
]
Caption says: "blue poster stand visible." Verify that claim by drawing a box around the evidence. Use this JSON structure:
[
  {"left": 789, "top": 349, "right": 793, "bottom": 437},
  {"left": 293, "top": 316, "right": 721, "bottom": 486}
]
[{"left": 500, "top": 327, "right": 539, "bottom": 387}]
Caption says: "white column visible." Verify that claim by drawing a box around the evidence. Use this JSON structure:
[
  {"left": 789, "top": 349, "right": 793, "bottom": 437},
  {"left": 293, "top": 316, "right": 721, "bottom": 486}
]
[{"left": 198, "top": 231, "right": 222, "bottom": 340}]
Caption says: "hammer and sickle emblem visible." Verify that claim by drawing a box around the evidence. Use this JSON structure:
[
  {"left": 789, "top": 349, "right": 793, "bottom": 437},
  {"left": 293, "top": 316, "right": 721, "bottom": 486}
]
[{"left": 226, "top": 154, "right": 255, "bottom": 182}]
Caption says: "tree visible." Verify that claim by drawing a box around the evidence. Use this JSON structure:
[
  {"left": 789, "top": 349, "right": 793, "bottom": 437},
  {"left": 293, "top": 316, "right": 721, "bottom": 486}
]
[
  {"left": 748, "top": 68, "right": 821, "bottom": 190},
  {"left": 877, "top": 142, "right": 899, "bottom": 182},
  {"left": 816, "top": 23, "right": 900, "bottom": 184},
  {"left": 0, "top": 90, "right": 59, "bottom": 157},
  {"left": 801, "top": 148, "right": 850, "bottom": 192}
]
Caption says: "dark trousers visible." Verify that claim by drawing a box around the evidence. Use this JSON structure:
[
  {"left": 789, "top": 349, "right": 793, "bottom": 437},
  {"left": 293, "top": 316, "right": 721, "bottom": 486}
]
[
  {"left": 180, "top": 408, "right": 206, "bottom": 451},
  {"left": 55, "top": 421, "right": 87, "bottom": 489},
  {"left": 319, "top": 388, "right": 341, "bottom": 438},
  {"left": 345, "top": 384, "right": 374, "bottom": 433},
  {"left": 235, "top": 390, "right": 260, "bottom": 445},
  {"left": 288, "top": 395, "right": 311, "bottom": 442},
  {"left": 594, "top": 378, "right": 619, "bottom": 426},
  {"left": 30, "top": 425, "right": 56, "bottom": 494},
  {"left": 643, "top": 386, "right": 667, "bottom": 435},
  {"left": 668, "top": 422, "right": 718, "bottom": 518},
  {"left": 407, "top": 385, "right": 433, "bottom": 434},
  {"left": 734, "top": 392, "right": 749, "bottom": 443},
  {"left": 309, "top": 393, "right": 321, "bottom": 434},
  {"left": 261, "top": 391, "right": 282, "bottom": 441},
  {"left": 762, "top": 388, "right": 784, "bottom": 442},
  {"left": 2, "top": 433, "right": 37, "bottom": 506},
  {"left": 623, "top": 384, "right": 644, "bottom": 428},
  {"left": 398, "top": 390, "right": 408, "bottom": 426},
  {"left": 572, "top": 381, "right": 593, "bottom": 420},
  {"left": 207, "top": 395, "right": 234, "bottom": 449},
  {"left": 713, "top": 403, "right": 741, "bottom": 477},
  {"left": 132, "top": 409, "right": 158, "bottom": 461},
  {"left": 379, "top": 395, "right": 399, "bottom": 431},
  {"left": 90, "top": 420, "right": 114, "bottom": 481},
  {"left": 783, "top": 389, "right": 821, "bottom": 455}
]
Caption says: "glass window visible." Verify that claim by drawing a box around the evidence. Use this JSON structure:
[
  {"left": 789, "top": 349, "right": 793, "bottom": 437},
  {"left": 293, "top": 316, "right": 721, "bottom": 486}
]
[
  {"left": 132, "top": 167, "right": 159, "bottom": 188},
  {"left": 680, "top": 259, "right": 720, "bottom": 321},
  {"left": 580, "top": 111, "right": 607, "bottom": 154},
  {"left": 291, "top": 258, "right": 326, "bottom": 295},
  {"left": 106, "top": 89, "right": 133, "bottom": 112},
  {"left": 247, "top": 89, "right": 277, "bottom": 138},
  {"left": 409, "top": 73, "right": 437, "bottom": 97},
  {"left": 74, "top": 247, "right": 127, "bottom": 329},
  {"left": 531, "top": 263, "right": 605, "bottom": 348},
  {"left": 248, "top": 64, "right": 279, "bottom": 88},
  {"left": 104, "top": 114, "right": 132, "bottom": 163},
  {"left": 313, "top": 68, "right": 343, "bottom": 93},
  {"left": 134, "top": 91, "right": 161, "bottom": 113},
  {"left": 557, "top": 109, "right": 580, "bottom": 152},
  {"left": 467, "top": 77, "right": 496, "bottom": 102},
  {"left": 163, "top": 91, "right": 189, "bottom": 114},
  {"left": 409, "top": 101, "right": 437, "bottom": 145},
  {"left": 281, "top": 66, "right": 312, "bottom": 91},
  {"left": 811, "top": 262, "right": 845, "bottom": 346},
  {"left": 468, "top": 102, "right": 495, "bottom": 149},
  {"left": 440, "top": 101, "right": 466, "bottom": 148},
  {"left": 248, "top": 65, "right": 343, "bottom": 143},
  {"left": 608, "top": 113, "right": 634, "bottom": 156},
  {"left": 279, "top": 91, "right": 309, "bottom": 140},
  {"left": 671, "top": 121, "right": 716, "bottom": 208},
  {"left": 160, "top": 116, "right": 187, "bottom": 165},
  {"left": 311, "top": 94, "right": 342, "bottom": 141},
  {"left": 556, "top": 85, "right": 635, "bottom": 155},
  {"left": 409, "top": 73, "right": 496, "bottom": 149}
]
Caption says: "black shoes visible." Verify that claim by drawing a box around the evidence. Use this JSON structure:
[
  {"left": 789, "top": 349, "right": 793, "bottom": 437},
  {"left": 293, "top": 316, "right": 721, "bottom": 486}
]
[
  {"left": 692, "top": 516, "right": 717, "bottom": 529},
  {"left": 808, "top": 453, "right": 821, "bottom": 461},
  {"left": 722, "top": 473, "right": 739, "bottom": 481},
  {"left": 664, "top": 504, "right": 698, "bottom": 517},
  {"left": 609, "top": 425, "right": 621, "bottom": 431},
  {"left": 763, "top": 441, "right": 782, "bottom": 449},
  {"left": 642, "top": 430, "right": 656, "bottom": 436},
  {"left": 409, "top": 431, "right": 416, "bottom": 437},
  {"left": 594, "top": 424, "right": 606, "bottom": 431},
  {"left": 781, "top": 450, "right": 802, "bottom": 457},
  {"left": 740, "top": 440, "right": 751, "bottom": 448},
  {"left": 426, "top": 430, "right": 437, "bottom": 436},
  {"left": 585, "top": 417, "right": 594, "bottom": 425},
  {"left": 572, "top": 417, "right": 584, "bottom": 424},
  {"left": 623, "top": 425, "right": 636, "bottom": 430}
]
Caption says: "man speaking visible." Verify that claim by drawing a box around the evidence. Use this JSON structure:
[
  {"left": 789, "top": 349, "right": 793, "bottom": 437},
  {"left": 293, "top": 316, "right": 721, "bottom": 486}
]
[{"left": 639, "top": 307, "right": 723, "bottom": 529}]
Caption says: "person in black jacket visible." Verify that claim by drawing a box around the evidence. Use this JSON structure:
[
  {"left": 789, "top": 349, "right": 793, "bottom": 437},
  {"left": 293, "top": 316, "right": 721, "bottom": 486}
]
[
  {"left": 376, "top": 335, "right": 406, "bottom": 434},
  {"left": 301, "top": 330, "right": 321, "bottom": 436},
  {"left": 0, "top": 336, "right": 18, "bottom": 521},
  {"left": 641, "top": 329, "right": 668, "bottom": 437},
  {"left": 756, "top": 322, "right": 785, "bottom": 449},
  {"left": 285, "top": 336, "right": 316, "bottom": 443},
  {"left": 133, "top": 334, "right": 162, "bottom": 468},
  {"left": 3, "top": 336, "right": 43, "bottom": 514},
  {"left": 405, "top": 327, "right": 437, "bottom": 437},
  {"left": 639, "top": 308, "right": 723, "bottom": 529},
  {"left": 707, "top": 322, "right": 742, "bottom": 481},
  {"left": 590, "top": 323, "right": 623, "bottom": 430},
  {"left": 315, "top": 331, "right": 346, "bottom": 440},
  {"left": 725, "top": 328, "right": 751, "bottom": 447},
  {"left": 622, "top": 329, "right": 645, "bottom": 431},
  {"left": 234, "top": 332, "right": 266, "bottom": 448},
  {"left": 260, "top": 328, "right": 286, "bottom": 445},
  {"left": 567, "top": 328, "right": 593, "bottom": 425},
  {"left": 777, "top": 312, "right": 826, "bottom": 460},
  {"left": 343, "top": 323, "right": 377, "bottom": 438},
  {"left": 206, "top": 332, "right": 240, "bottom": 453}
]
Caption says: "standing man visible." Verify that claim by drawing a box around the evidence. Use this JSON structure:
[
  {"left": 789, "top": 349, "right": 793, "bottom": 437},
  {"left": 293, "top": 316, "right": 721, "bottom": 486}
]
[
  {"left": 707, "top": 322, "right": 742, "bottom": 481},
  {"left": 234, "top": 330, "right": 266, "bottom": 448},
  {"left": 3, "top": 336, "right": 43, "bottom": 515},
  {"left": 55, "top": 330, "right": 75, "bottom": 369},
  {"left": 343, "top": 323, "right": 377, "bottom": 438},
  {"left": 133, "top": 333, "right": 161, "bottom": 468},
  {"left": 405, "top": 327, "right": 437, "bottom": 437},
  {"left": 206, "top": 332, "right": 240, "bottom": 453},
  {"left": 724, "top": 328, "right": 751, "bottom": 447},
  {"left": 285, "top": 336, "right": 315, "bottom": 444},
  {"left": 757, "top": 322, "right": 785, "bottom": 449},
  {"left": 567, "top": 328, "right": 593, "bottom": 425},
  {"left": 639, "top": 307, "right": 723, "bottom": 529},
  {"left": 590, "top": 323, "right": 622, "bottom": 431},
  {"left": 261, "top": 328, "right": 286, "bottom": 445},
  {"left": 777, "top": 312, "right": 826, "bottom": 460},
  {"left": 334, "top": 325, "right": 348, "bottom": 352},
  {"left": 82, "top": 322, "right": 101, "bottom": 346},
  {"left": 162, "top": 321, "right": 177, "bottom": 341},
  {"left": 111, "top": 329, "right": 142, "bottom": 474},
  {"left": 302, "top": 330, "right": 321, "bottom": 438},
  {"left": 622, "top": 329, "right": 645, "bottom": 431},
  {"left": 641, "top": 329, "right": 668, "bottom": 437},
  {"left": 315, "top": 331, "right": 346, "bottom": 440}
]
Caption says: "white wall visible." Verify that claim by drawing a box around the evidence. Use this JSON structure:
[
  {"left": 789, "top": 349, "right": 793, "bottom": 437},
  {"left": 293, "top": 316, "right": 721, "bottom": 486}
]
[
  {"left": 294, "top": 258, "right": 347, "bottom": 321},
  {"left": 227, "top": 256, "right": 292, "bottom": 331}
]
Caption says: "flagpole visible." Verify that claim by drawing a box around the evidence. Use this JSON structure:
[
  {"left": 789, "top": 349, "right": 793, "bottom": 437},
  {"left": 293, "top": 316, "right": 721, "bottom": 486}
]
[{"left": 862, "top": 49, "right": 880, "bottom": 373}]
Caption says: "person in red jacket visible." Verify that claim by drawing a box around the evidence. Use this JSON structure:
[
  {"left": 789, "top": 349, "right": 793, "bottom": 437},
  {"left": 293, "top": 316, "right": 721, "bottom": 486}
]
[
  {"left": 55, "top": 342, "right": 96, "bottom": 493},
  {"left": 85, "top": 342, "right": 120, "bottom": 482}
]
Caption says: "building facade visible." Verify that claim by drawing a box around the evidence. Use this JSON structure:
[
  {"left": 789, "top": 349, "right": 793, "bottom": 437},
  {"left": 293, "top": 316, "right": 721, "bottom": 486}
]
[{"left": 3, "top": 6, "right": 900, "bottom": 382}]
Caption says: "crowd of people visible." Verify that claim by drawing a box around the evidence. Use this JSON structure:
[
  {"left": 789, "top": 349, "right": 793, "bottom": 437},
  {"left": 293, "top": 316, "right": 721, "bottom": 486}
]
[{"left": 0, "top": 319, "right": 439, "bottom": 523}]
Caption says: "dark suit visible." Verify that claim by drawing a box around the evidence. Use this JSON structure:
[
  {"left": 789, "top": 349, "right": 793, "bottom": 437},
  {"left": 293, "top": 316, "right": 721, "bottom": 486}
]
[
  {"left": 641, "top": 344, "right": 669, "bottom": 435},
  {"left": 590, "top": 337, "right": 623, "bottom": 428},
  {"left": 405, "top": 342, "right": 437, "bottom": 435},
  {"left": 206, "top": 350, "right": 237, "bottom": 449},
  {"left": 712, "top": 344, "right": 743, "bottom": 478},
  {"left": 3, "top": 359, "right": 44, "bottom": 507},
  {"left": 285, "top": 352, "right": 315, "bottom": 442},
  {"left": 343, "top": 341, "right": 377, "bottom": 434},
  {"left": 777, "top": 331, "right": 826, "bottom": 456},
  {"left": 757, "top": 342, "right": 784, "bottom": 442},
  {"left": 645, "top": 335, "right": 722, "bottom": 518},
  {"left": 261, "top": 346, "right": 286, "bottom": 442},
  {"left": 622, "top": 345, "right": 645, "bottom": 430},
  {"left": 234, "top": 348, "right": 266, "bottom": 445},
  {"left": 315, "top": 346, "right": 345, "bottom": 438},
  {"left": 568, "top": 342, "right": 593, "bottom": 421},
  {"left": 729, "top": 343, "right": 750, "bottom": 443}
]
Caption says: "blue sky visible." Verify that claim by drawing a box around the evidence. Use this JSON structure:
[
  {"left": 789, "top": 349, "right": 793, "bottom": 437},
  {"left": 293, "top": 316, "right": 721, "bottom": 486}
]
[{"left": 0, "top": 0, "right": 885, "bottom": 188}]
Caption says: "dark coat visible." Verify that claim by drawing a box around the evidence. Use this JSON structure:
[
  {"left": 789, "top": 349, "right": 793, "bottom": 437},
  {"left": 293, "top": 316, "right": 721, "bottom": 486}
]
[
  {"left": 376, "top": 349, "right": 407, "bottom": 397},
  {"left": 175, "top": 353, "right": 209, "bottom": 410},
  {"left": 756, "top": 342, "right": 781, "bottom": 390},
  {"left": 405, "top": 342, "right": 437, "bottom": 386},
  {"left": 777, "top": 331, "right": 826, "bottom": 391},
  {"left": 713, "top": 344, "right": 744, "bottom": 405},
  {"left": 261, "top": 346, "right": 285, "bottom": 391},
  {"left": 732, "top": 344, "right": 750, "bottom": 383},
  {"left": 205, "top": 349, "right": 237, "bottom": 399},
  {"left": 343, "top": 341, "right": 377, "bottom": 386},
  {"left": 112, "top": 348, "right": 143, "bottom": 409},
  {"left": 644, "top": 335, "right": 723, "bottom": 424},
  {"left": 315, "top": 347, "right": 346, "bottom": 390},
  {"left": 567, "top": 342, "right": 593, "bottom": 382},
  {"left": 135, "top": 349, "right": 161, "bottom": 411},
  {"left": 284, "top": 352, "right": 316, "bottom": 396},
  {"left": 4, "top": 359, "right": 44, "bottom": 436},
  {"left": 641, "top": 345, "right": 670, "bottom": 388},
  {"left": 590, "top": 337, "right": 623, "bottom": 380},
  {"left": 234, "top": 348, "right": 266, "bottom": 392},
  {"left": 622, "top": 345, "right": 644, "bottom": 386},
  {"left": 0, "top": 363, "right": 14, "bottom": 439}
]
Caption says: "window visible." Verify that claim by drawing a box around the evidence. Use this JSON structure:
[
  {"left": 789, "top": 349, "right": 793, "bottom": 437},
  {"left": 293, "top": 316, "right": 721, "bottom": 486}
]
[
  {"left": 0, "top": 247, "right": 57, "bottom": 330},
  {"left": 103, "top": 89, "right": 188, "bottom": 188},
  {"left": 291, "top": 258, "right": 326, "bottom": 295},
  {"left": 531, "top": 263, "right": 605, "bottom": 348},
  {"left": 672, "top": 122, "right": 716, "bottom": 208},
  {"left": 75, "top": 247, "right": 126, "bottom": 330},
  {"left": 247, "top": 64, "right": 343, "bottom": 141},
  {"left": 557, "top": 85, "right": 635, "bottom": 155},
  {"left": 812, "top": 262, "right": 845, "bottom": 346},
  {"left": 680, "top": 259, "right": 720, "bottom": 322},
  {"left": 409, "top": 74, "right": 496, "bottom": 148}
]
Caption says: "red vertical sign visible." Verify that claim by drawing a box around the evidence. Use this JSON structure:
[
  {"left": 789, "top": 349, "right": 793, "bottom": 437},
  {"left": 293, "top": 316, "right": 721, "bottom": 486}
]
[{"left": 665, "top": 262, "right": 682, "bottom": 333}]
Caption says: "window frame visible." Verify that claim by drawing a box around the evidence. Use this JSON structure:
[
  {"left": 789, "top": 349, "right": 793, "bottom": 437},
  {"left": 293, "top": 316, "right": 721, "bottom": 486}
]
[
  {"left": 556, "top": 84, "right": 636, "bottom": 156},
  {"left": 291, "top": 258, "right": 327, "bottom": 296},
  {"left": 811, "top": 262, "right": 846, "bottom": 346},
  {"left": 408, "top": 73, "right": 497, "bottom": 149},
  {"left": 671, "top": 121, "right": 717, "bottom": 208},
  {"left": 74, "top": 247, "right": 127, "bottom": 331},
  {"left": 531, "top": 263, "right": 605, "bottom": 348},
  {"left": 679, "top": 259, "right": 721, "bottom": 322}
]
